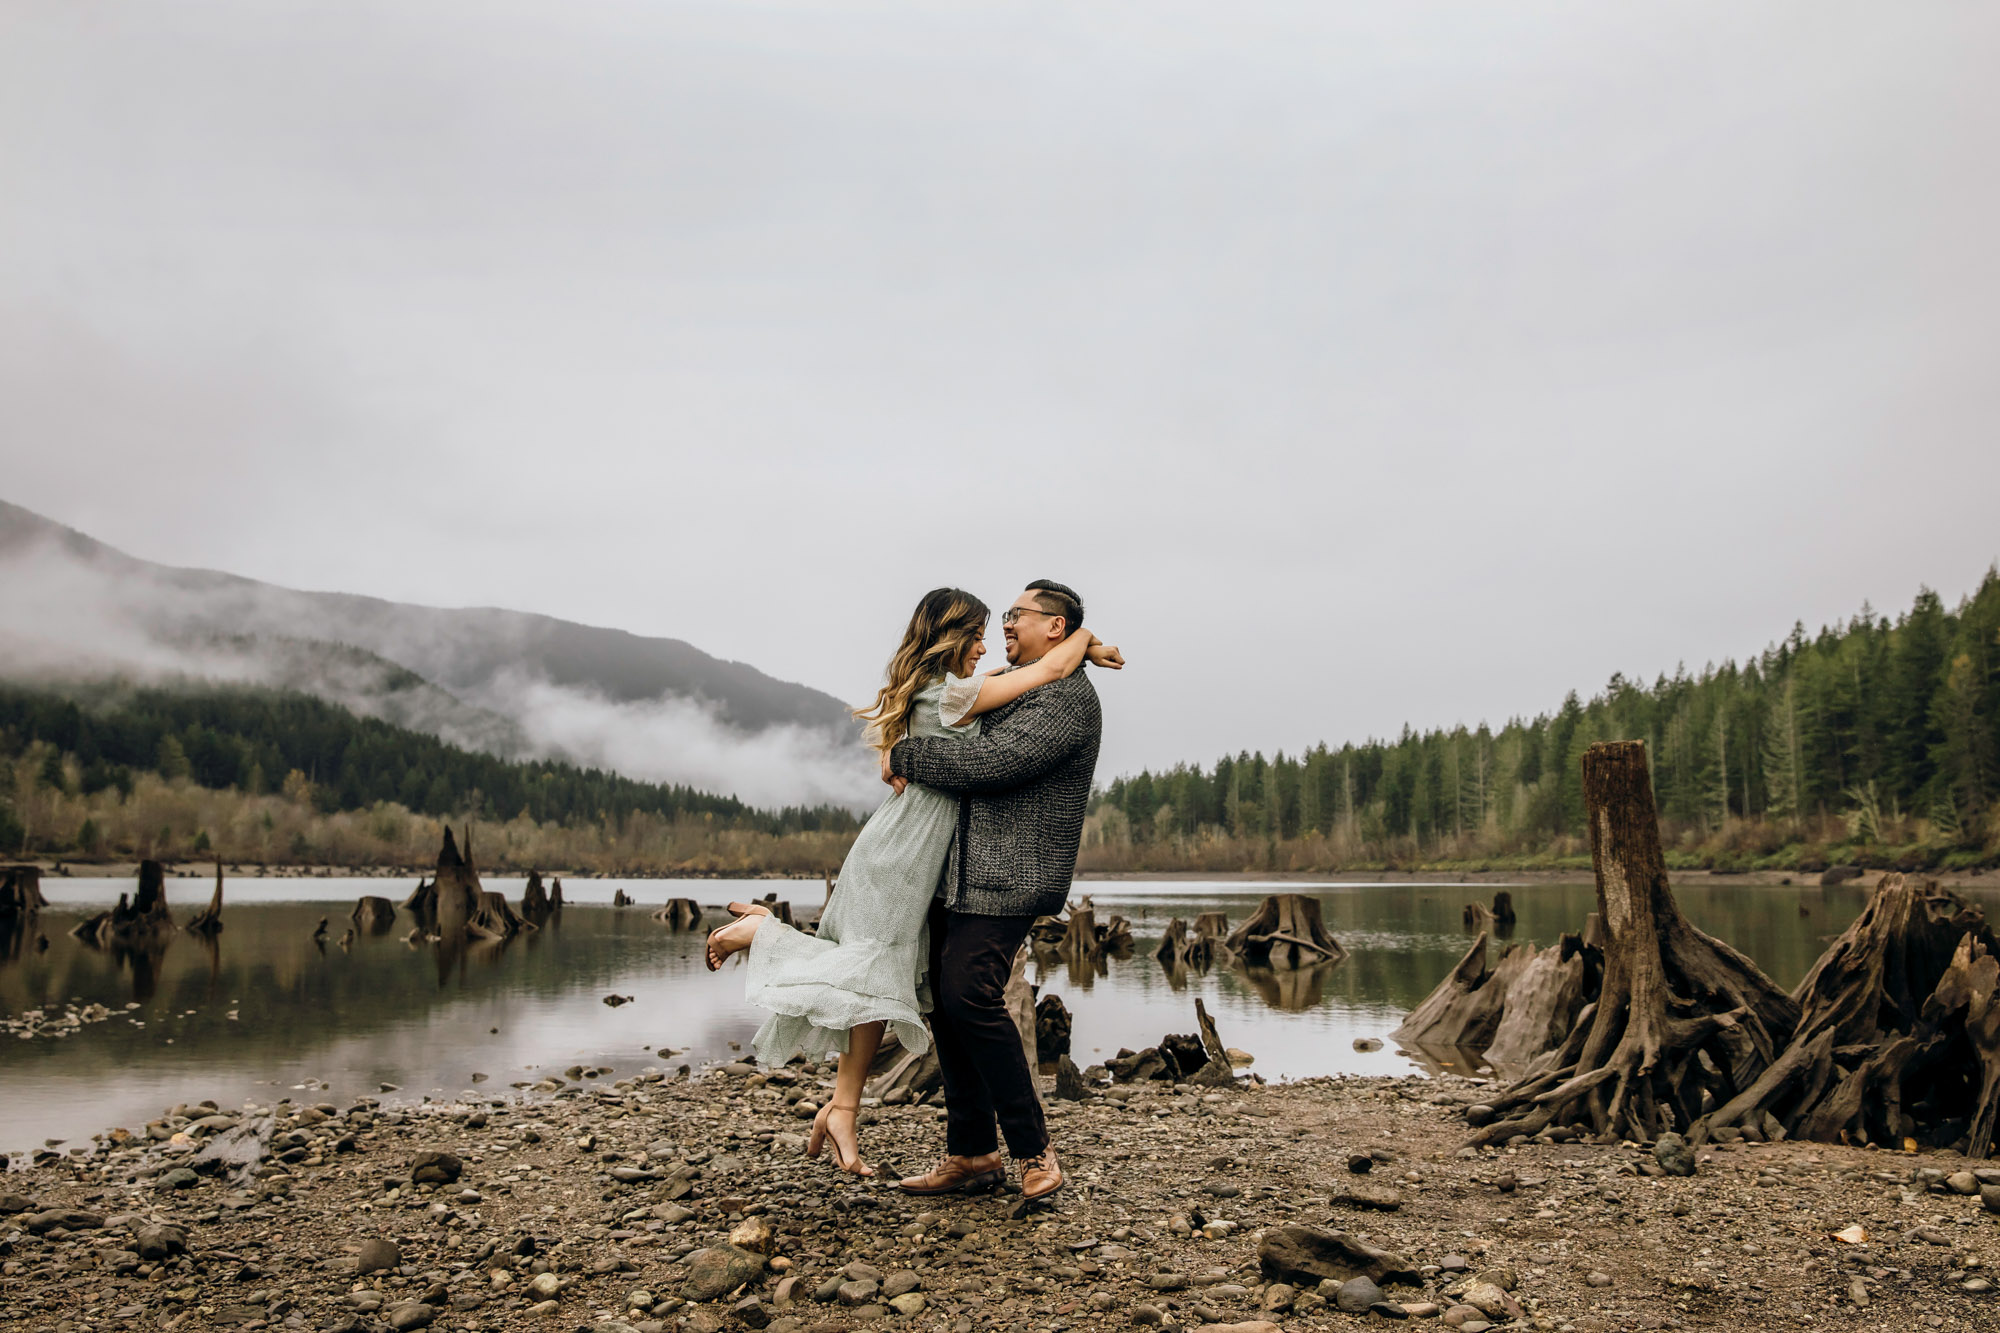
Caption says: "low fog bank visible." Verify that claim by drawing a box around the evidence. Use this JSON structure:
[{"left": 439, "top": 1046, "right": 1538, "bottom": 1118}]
[{"left": 0, "top": 532, "right": 878, "bottom": 812}]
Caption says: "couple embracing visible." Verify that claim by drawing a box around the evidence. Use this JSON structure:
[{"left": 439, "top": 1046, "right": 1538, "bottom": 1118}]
[{"left": 704, "top": 580, "right": 1120, "bottom": 1202}]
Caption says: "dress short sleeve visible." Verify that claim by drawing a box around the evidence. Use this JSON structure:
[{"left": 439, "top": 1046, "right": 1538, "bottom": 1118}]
[{"left": 938, "top": 673, "right": 983, "bottom": 729}]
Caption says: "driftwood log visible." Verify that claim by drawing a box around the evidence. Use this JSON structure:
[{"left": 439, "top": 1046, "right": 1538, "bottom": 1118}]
[
  {"left": 1107, "top": 999, "right": 1238, "bottom": 1085},
  {"left": 1226, "top": 895, "right": 1346, "bottom": 969},
  {"left": 1692, "top": 874, "right": 2000, "bottom": 1155},
  {"left": 754, "top": 892, "right": 795, "bottom": 926},
  {"left": 184, "top": 863, "right": 225, "bottom": 936},
  {"left": 653, "top": 898, "right": 703, "bottom": 929},
  {"left": 1464, "top": 742, "right": 1798, "bottom": 1146},
  {"left": 1463, "top": 902, "right": 1492, "bottom": 931},
  {"left": 1031, "top": 915, "right": 1067, "bottom": 946}
]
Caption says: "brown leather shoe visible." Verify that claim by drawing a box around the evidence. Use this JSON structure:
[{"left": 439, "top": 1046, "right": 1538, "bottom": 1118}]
[
  {"left": 898, "top": 1152, "right": 1004, "bottom": 1196},
  {"left": 1018, "top": 1146, "right": 1063, "bottom": 1202}
]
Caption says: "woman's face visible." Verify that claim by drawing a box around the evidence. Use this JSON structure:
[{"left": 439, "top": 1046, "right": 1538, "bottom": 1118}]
[{"left": 960, "top": 624, "right": 988, "bottom": 676}]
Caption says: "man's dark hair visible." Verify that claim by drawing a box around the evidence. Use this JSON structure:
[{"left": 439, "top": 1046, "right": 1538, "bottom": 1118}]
[{"left": 1026, "top": 579, "right": 1084, "bottom": 634}]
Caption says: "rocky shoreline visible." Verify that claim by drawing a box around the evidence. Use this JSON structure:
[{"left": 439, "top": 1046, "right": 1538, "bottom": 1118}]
[{"left": 4, "top": 1065, "right": 1999, "bottom": 1333}]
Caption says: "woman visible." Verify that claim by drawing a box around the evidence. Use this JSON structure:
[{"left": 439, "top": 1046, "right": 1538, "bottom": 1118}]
[{"left": 703, "top": 587, "right": 1121, "bottom": 1176}]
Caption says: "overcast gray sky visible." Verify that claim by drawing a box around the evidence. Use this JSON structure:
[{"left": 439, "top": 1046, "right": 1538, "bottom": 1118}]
[{"left": 4, "top": 1, "right": 1997, "bottom": 786}]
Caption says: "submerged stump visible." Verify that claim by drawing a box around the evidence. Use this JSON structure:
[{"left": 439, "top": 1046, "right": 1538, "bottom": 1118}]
[
  {"left": 1225, "top": 894, "right": 1345, "bottom": 969},
  {"left": 520, "top": 872, "right": 553, "bottom": 924},
  {"left": 351, "top": 896, "right": 396, "bottom": 932},
  {"left": 1, "top": 865, "right": 48, "bottom": 919},
  {"left": 1062, "top": 905, "right": 1100, "bottom": 960},
  {"left": 653, "top": 898, "right": 703, "bottom": 929},
  {"left": 185, "top": 863, "right": 225, "bottom": 936}
]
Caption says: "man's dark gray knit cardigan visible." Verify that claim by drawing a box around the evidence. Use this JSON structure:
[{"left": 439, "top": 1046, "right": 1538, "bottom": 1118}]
[{"left": 889, "top": 672, "right": 1100, "bottom": 919}]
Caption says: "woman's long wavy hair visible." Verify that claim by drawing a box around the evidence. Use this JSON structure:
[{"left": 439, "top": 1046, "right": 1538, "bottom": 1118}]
[{"left": 854, "top": 587, "right": 990, "bottom": 753}]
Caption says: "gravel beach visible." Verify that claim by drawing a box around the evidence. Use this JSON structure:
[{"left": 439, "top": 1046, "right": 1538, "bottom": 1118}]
[{"left": 2, "top": 1065, "right": 1997, "bottom": 1333}]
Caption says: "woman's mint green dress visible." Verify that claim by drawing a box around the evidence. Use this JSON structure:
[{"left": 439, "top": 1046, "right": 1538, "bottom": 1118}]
[{"left": 744, "top": 674, "right": 982, "bottom": 1065}]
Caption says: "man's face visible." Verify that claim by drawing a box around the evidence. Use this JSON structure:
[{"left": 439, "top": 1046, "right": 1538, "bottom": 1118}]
[{"left": 1002, "top": 590, "right": 1066, "bottom": 666}]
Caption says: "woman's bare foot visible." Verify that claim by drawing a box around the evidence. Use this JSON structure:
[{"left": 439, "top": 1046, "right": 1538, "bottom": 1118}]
[
  {"left": 704, "top": 904, "right": 769, "bottom": 971},
  {"left": 823, "top": 1103, "right": 873, "bottom": 1177},
  {"left": 806, "top": 1101, "right": 832, "bottom": 1159}
]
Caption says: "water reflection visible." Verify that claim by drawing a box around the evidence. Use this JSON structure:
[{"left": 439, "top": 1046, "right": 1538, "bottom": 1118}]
[
  {"left": 4, "top": 874, "right": 1998, "bottom": 1158},
  {"left": 1233, "top": 960, "right": 1342, "bottom": 1012}
]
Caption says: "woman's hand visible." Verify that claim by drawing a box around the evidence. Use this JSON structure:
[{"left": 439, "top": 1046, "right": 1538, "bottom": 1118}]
[{"left": 1087, "top": 641, "right": 1125, "bottom": 670}]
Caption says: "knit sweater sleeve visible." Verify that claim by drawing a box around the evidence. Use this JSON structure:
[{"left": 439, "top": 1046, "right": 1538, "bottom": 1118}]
[{"left": 890, "top": 683, "right": 1093, "bottom": 795}]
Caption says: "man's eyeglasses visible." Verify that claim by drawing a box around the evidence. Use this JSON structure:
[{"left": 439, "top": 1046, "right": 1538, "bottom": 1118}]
[{"left": 1001, "top": 605, "right": 1064, "bottom": 627}]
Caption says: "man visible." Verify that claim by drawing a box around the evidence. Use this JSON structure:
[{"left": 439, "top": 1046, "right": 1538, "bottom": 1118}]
[{"left": 881, "top": 579, "right": 1101, "bottom": 1203}]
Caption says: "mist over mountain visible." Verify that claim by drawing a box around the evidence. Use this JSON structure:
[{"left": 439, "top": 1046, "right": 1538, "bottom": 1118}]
[{"left": 0, "top": 500, "right": 875, "bottom": 809}]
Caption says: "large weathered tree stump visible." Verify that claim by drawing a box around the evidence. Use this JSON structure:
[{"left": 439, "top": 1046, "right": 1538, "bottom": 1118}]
[
  {"left": 1393, "top": 933, "right": 1529, "bottom": 1054},
  {"left": 1465, "top": 741, "right": 1797, "bottom": 1146},
  {"left": 1393, "top": 922, "right": 1601, "bottom": 1076},
  {"left": 1225, "top": 895, "right": 1345, "bottom": 969},
  {"left": 184, "top": 863, "right": 225, "bottom": 936},
  {"left": 1692, "top": 874, "right": 2000, "bottom": 1154}
]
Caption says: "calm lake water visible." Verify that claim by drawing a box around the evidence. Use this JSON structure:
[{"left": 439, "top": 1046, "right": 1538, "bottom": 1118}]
[{"left": 5, "top": 873, "right": 1984, "bottom": 1158}]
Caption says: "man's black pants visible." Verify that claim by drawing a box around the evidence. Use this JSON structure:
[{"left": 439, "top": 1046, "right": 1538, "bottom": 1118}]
[{"left": 926, "top": 900, "right": 1048, "bottom": 1160}]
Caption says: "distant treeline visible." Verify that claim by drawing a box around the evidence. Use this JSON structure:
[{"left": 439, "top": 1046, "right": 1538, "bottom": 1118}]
[
  {"left": 0, "top": 681, "right": 859, "bottom": 867},
  {"left": 1085, "top": 568, "right": 2000, "bottom": 874}
]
